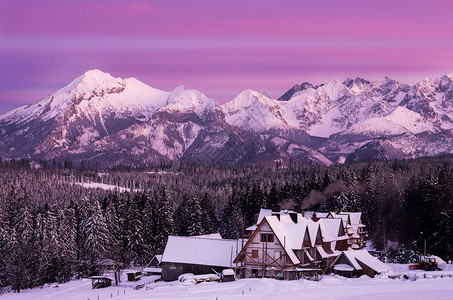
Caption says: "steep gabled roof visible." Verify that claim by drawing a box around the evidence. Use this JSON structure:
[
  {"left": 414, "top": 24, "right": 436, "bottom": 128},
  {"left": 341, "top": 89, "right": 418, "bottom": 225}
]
[
  {"left": 264, "top": 216, "right": 301, "bottom": 264},
  {"left": 318, "top": 218, "right": 349, "bottom": 242},
  {"left": 315, "top": 212, "right": 329, "bottom": 218},
  {"left": 237, "top": 215, "right": 319, "bottom": 265},
  {"left": 339, "top": 212, "right": 363, "bottom": 234},
  {"left": 342, "top": 212, "right": 362, "bottom": 225},
  {"left": 331, "top": 250, "right": 392, "bottom": 273}
]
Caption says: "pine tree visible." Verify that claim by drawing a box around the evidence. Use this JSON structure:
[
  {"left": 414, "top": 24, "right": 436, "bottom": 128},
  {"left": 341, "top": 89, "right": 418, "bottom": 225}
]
[
  {"left": 5, "top": 191, "right": 36, "bottom": 292},
  {"left": 84, "top": 200, "right": 110, "bottom": 275},
  {"left": 220, "top": 194, "right": 244, "bottom": 239},
  {"left": 266, "top": 183, "right": 280, "bottom": 210},
  {"left": 126, "top": 194, "right": 145, "bottom": 265},
  {"left": 187, "top": 197, "right": 203, "bottom": 236},
  {"left": 152, "top": 188, "right": 174, "bottom": 254},
  {"left": 173, "top": 195, "right": 191, "bottom": 236},
  {"left": 200, "top": 193, "right": 219, "bottom": 234},
  {"left": 59, "top": 203, "right": 78, "bottom": 282}
]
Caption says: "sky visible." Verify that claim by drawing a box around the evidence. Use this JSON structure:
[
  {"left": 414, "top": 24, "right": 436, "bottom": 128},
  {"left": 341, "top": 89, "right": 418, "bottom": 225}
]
[{"left": 1, "top": 0, "right": 453, "bottom": 114}]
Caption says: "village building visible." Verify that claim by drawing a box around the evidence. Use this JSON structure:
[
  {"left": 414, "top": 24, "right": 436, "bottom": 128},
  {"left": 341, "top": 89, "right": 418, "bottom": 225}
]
[
  {"left": 330, "top": 249, "right": 392, "bottom": 278},
  {"left": 235, "top": 210, "right": 350, "bottom": 279},
  {"left": 158, "top": 208, "right": 381, "bottom": 281},
  {"left": 161, "top": 235, "right": 243, "bottom": 281},
  {"left": 325, "top": 212, "right": 368, "bottom": 249}
]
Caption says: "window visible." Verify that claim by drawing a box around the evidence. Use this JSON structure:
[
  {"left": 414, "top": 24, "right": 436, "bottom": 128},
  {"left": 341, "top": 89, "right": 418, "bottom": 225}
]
[
  {"left": 252, "top": 250, "right": 259, "bottom": 258},
  {"left": 260, "top": 233, "right": 274, "bottom": 243}
]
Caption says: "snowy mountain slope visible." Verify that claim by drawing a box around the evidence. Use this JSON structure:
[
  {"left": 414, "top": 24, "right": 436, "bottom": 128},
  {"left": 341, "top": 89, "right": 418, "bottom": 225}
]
[
  {"left": 0, "top": 70, "right": 170, "bottom": 158},
  {"left": 222, "top": 90, "right": 289, "bottom": 132},
  {"left": 2, "top": 69, "right": 453, "bottom": 166},
  {"left": 36, "top": 82, "right": 282, "bottom": 167}
]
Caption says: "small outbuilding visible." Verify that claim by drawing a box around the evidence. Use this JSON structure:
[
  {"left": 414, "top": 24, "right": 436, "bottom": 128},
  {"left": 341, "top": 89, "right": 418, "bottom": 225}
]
[
  {"left": 161, "top": 236, "right": 242, "bottom": 281},
  {"left": 127, "top": 271, "right": 142, "bottom": 282},
  {"left": 88, "top": 276, "right": 113, "bottom": 289},
  {"left": 221, "top": 269, "right": 236, "bottom": 282},
  {"left": 330, "top": 250, "right": 392, "bottom": 278}
]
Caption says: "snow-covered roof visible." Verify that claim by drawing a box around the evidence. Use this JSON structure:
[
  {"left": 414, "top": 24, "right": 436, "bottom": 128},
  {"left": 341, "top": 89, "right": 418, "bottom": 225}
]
[
  {"left": 150, "top": 254, "right": 162, "bottom": 264},
  {"left": 256, "top": 209, "right": 273, "bottom": 224},
  {"left": 143, "top": 267, "right": 162, "bottom": 273},
  {"left": 261, "top": 216, "right": 321, "bottom": 264},
  {"left": 222, "top": 269, "right": 235, "bottom": 276},
  {"left": 318, "top": 218, "right": 347, "bottom": 242},
  {"left": 302, "top": 211, "right": 315, "bottom": 219},
  {"left": 337, "top": 214, "right": 350, "bottom": 226},
  {"left": 316, "top": 246, "right": 341, "bottom": 259},
  {"left": 332, "top": 250, "right": 392, "bottom": 273},
  {"left": 314, "top": 212, "right": 329, "bottom": 218},
  {"left": 162, "top": 236, "right": 242, "bottom": 268},
  {"left": 341, "top": 212, "right": 362, "bottom": 226},
  {"left": 193, "top": 233, "right": 223, "bottom": 239}
]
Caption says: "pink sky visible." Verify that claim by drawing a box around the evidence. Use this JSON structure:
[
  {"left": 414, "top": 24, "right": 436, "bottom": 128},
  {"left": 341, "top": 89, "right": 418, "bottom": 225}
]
[{"left": 1, "top": 0, "right": 453, "bottom": 113}]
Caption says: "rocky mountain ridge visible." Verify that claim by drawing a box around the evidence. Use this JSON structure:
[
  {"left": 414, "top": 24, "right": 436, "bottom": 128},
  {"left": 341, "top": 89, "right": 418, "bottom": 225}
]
[{"left": 1, "top": 69, "right": 453, "bottom": 167}]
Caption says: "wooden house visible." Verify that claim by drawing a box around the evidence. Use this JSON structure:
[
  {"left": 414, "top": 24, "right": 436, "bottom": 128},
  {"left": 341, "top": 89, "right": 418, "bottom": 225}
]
[
  {"left": 161, "top": 236, "right": 242, "bottom": 281},
  {"left": 330, "top": 249, "right": 392, "bottom": 278},
  {"left": 234, "top": 210, "right": 350, "bottom": 279}
]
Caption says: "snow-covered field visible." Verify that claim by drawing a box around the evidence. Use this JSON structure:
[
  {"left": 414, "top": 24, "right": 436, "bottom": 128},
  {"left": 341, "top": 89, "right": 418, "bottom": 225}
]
[
  {"left": 74, "top": 182, "right": 132, "bottom": 193},
  {"left": 3, "top": 265, "right": 453, "bottom": 300}
]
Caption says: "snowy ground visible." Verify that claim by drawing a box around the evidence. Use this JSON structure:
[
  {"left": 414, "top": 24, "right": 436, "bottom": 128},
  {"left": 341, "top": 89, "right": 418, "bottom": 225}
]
[
  {"left": 74, "top": 182, "right": 132, "bottom": 193},
  {"left": 3, "top": 265, "right": 453, "bottom": 300}
]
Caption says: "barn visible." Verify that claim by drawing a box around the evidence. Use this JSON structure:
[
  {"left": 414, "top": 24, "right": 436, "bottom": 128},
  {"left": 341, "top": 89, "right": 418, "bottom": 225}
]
[
  {"left": 330, "top": 249, "right": 392, "bottom": 278},
  {"left": 161, "top": 236, "right": 243, "bottom": 281}
]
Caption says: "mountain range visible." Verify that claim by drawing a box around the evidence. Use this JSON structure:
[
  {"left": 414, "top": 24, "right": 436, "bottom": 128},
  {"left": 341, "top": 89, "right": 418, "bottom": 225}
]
[{"left": 1, "top": 69, "right": 453, "bottom": 167}]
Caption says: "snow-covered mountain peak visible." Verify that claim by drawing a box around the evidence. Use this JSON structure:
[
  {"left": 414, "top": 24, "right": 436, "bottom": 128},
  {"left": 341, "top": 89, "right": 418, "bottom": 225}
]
[
  {"left": 222, "top": 90, "right": 288, "bottom": 131},
  {"left": 317, "top": 79, "right": 349, "bottom": 100},
  {"left": 161, "top": 88, "right": 220, "bottom": 120},
  {"left": 59, "top": 69, "right": 121, "bottom": 95},
  {"left": 344, "top": 77, "right": 370, "bottom": 94},
  {"left": 80, "top": 69, "right": 116, "bottom": 82},
  {"left": 223, "top": 89, "right": 282, "bottom": 115},
  {"left": 167, "top": 85, "right": 186, "bottom": 105},
  {"left": 278, "top": 82, "right": 314, "bottom": 101}
]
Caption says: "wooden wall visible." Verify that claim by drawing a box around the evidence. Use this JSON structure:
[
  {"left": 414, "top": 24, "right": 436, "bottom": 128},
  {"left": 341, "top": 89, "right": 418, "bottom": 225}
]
[{"left": 161, "top": 262, "right": 227, "bottom": 281}]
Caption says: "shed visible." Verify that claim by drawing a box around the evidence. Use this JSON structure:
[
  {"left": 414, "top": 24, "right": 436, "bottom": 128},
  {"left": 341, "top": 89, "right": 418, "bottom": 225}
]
[
  {"left": 161, "top": 236, "right": 242, "bottom": 281},
  {"left": 221, "top": 269, "right": 236, "bottom": 282},
  {"left": 127, "top": 271, "right": 142, "bottom": 282},
  {"left": 88, "top": 276, "right": 113, "bottom": 289},
  {"left": 330, "top": 250, "right": 392, "bottom": 278}
]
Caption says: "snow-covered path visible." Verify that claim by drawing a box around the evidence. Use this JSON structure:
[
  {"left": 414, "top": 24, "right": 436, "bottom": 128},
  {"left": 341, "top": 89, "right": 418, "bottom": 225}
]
[{"left": 3, "top": 275, "right": 453, "bottom": 300}]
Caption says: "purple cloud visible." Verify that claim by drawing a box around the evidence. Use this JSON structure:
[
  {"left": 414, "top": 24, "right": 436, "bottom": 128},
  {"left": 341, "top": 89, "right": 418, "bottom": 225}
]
[{"left": 1, "top": 0, "right": 453, "bottom": 114}]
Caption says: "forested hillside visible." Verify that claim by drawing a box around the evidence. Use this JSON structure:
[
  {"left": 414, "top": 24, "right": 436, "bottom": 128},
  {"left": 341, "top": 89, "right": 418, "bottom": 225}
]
[{"left": 0, "top": 157, "right": 452, "bottom": 291}]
